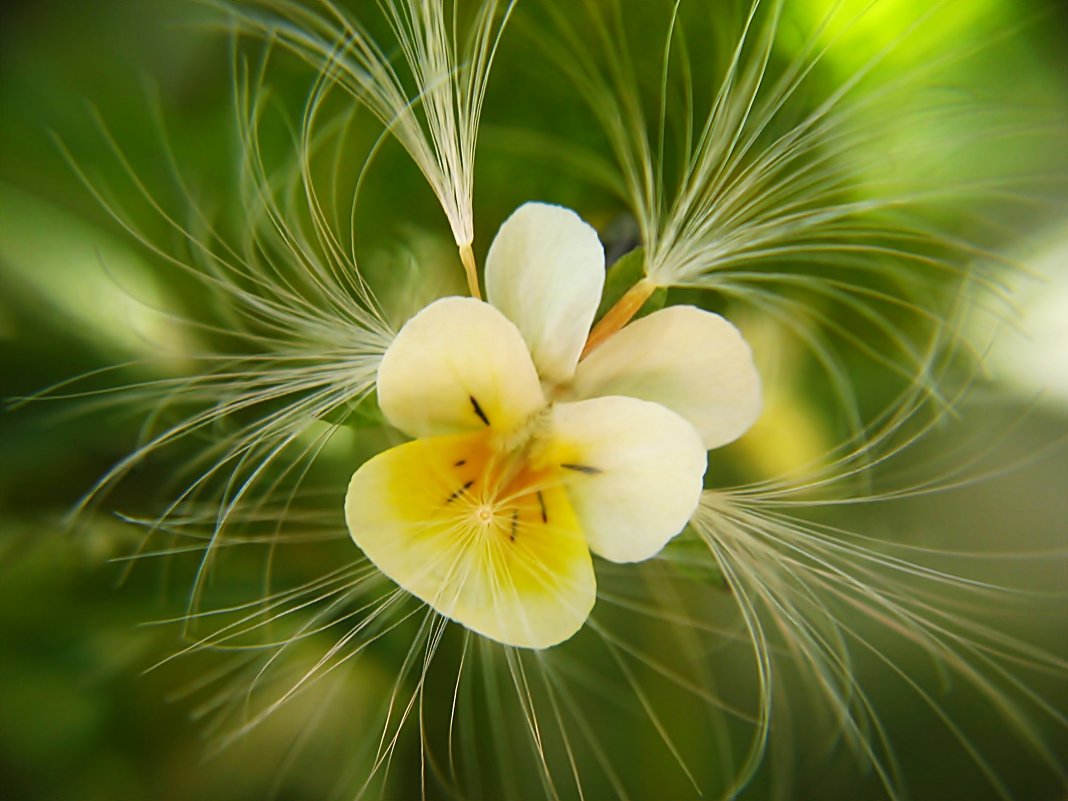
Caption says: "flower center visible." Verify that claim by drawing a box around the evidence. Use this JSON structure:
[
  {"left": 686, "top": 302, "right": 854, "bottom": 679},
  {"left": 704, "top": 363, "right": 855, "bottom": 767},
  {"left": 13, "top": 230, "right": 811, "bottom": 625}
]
[{"left": 437, "top": 429, "right": 563, "bottom": 545}]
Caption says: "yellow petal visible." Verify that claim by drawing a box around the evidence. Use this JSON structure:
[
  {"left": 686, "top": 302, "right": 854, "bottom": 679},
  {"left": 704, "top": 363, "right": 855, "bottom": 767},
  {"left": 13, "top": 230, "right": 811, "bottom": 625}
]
[
  {"left": 377, "top": 297, "right": 545, "bottom": 439},
  {"left": 345, "top": 431, "right": 595, "bottom": 649}
]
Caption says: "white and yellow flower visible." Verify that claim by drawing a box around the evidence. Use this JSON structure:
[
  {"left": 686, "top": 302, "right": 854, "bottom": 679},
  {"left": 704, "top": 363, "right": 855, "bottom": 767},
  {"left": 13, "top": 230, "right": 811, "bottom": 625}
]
[{"left": 345, "top": 203, "right": 762, "bottom": 648}]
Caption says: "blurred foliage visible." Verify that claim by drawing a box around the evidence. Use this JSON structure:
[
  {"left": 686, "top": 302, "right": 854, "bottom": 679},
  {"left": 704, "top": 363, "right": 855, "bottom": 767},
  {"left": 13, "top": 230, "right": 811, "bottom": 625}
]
[{"left": 2, "top": 0, "right": 1067, "bottom": 800}]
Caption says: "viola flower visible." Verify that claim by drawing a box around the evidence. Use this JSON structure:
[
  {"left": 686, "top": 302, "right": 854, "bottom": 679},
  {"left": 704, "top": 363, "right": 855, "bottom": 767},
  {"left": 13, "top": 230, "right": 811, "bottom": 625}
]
[{"left": 345, "top": 202, "right": 761, "bottom": 648}]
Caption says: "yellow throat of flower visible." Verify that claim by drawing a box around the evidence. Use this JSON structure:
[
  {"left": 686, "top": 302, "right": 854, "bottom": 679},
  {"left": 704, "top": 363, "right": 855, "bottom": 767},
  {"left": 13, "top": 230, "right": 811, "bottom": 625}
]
[{"left": 346, "top": 405, "right": 597, "bottom": 649}]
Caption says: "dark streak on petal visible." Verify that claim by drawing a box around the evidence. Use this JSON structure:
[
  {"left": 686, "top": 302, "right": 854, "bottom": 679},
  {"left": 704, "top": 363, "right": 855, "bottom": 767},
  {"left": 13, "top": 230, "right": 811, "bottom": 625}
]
[
  {"left": 561, "top": 463, "right": 602, "bottom": 475},
  {"left": 469, "top": 395, "right": 490, "bottom": 426},
  {"left": 536, "top": 490, "right": 548, "bottom": 523},
  {"left": 446, "top": 479, "right": 475, "bottom": 503},
  {"left": 510, "top": 509, "right": 518, "bottom": 541},
  {"left": 454, "top": 459, "right": 467, "bottom": 466}
]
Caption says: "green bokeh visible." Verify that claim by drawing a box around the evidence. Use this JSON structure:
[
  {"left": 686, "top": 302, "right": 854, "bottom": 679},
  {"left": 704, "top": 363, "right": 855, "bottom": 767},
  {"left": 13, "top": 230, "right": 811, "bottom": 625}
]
[{"left": 2, "top": 1, "right": 1066, "bottom": 800}]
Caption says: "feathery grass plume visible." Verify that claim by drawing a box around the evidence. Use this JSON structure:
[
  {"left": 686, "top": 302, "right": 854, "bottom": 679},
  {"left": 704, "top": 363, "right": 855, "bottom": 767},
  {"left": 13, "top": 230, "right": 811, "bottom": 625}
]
[
  {"left": 22, "top": 0, "right": 1068, "bottom": 799},
  {"left": 34, "top": 39, "right": 396, "bottom": 617},
  {"left": 690, "top": 366, "right": 1068, "bottom": 799},
  {"left": 537, "top": 0, "right": 1066, "bottom": 432},
  {"left": 222, "top": 0, "right": 516, "bottom": 295}
]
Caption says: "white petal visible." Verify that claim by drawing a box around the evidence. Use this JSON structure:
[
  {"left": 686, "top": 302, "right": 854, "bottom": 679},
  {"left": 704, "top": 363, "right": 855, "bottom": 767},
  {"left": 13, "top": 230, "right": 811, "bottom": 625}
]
[
  {"left": 545, "top": 396, "right": 706, "bottom": 563},
  {"left": 345, "top": 432, "right": 596, "bottom": 649},
  {"left": 485, "top": 203, "right": 605, "bottom": 385},
  {"left": 572, "top": 306, "right": 762, "bottom": 449},
  {"left": 377, "top": 297, "right": 545, "bottom": 439}
]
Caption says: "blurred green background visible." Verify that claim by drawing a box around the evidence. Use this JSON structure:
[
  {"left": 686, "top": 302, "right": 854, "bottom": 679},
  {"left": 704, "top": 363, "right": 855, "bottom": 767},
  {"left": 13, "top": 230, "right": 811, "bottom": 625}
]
[{"left": 2, "top": 1, "right": 1067, "bottom": 799}]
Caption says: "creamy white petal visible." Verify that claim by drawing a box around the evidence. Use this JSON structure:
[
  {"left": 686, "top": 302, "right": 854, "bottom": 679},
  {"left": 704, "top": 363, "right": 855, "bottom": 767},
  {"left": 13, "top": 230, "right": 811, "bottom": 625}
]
[
  {"left": 345, "top": 432, "right": 596, "bottom": 649},
  {"left": 377, "top": 297, "right": 545, "bottom": 439},
  {"left": 545, "top": 396, "right": 706, "bottom": 563},
  {"left": 485, "top": 202, "right": 605, "bottom": 384},
  {"left": 572, "top": 306, "right": 762, "bottom": 449}
]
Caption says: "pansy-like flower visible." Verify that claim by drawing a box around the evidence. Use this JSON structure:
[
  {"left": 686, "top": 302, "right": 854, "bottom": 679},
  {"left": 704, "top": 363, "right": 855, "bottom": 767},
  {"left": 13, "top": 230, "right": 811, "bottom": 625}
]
[{"left": 345, "top": 203, "right": 761, "bottom": 648}]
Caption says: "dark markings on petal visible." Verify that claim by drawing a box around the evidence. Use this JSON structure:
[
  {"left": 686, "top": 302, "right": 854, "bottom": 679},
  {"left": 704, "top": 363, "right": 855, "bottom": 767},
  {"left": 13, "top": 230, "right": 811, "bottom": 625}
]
[
  {"left": 561, "top": 463, "right": 602, "bottom": 475},
  {"left": 510, "top": 509, "right": 518, "bottom": 541},
  {"left": 469, "top": 395, "right": 490, "bottom": 426},
  {"left": 454, "top": 459, "right": 467, "bottom": 467},
  {"left": 446, "top": 479, "right": 475, "bottom": 503},
  {"left": 536, "top": 490, "right": 548, "bottom": 524}
]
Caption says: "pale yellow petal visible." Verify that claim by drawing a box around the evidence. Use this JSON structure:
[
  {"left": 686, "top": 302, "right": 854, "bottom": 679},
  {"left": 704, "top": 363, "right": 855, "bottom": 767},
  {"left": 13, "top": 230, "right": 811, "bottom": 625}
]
[
  {"left": 377, "top": 297, "right": 545, "bottom": 439},
  {"left": 485, "top": 203, "right": 605, "bottom": 385},
  {"left": 544, "top": 396, "right": 706, "bottom": 563},
  {"left": 573, "top": 306, "right": 762, "bottom": 449},
  {"left": 345, "top": 431, "right": 596, "bottom": 649}
]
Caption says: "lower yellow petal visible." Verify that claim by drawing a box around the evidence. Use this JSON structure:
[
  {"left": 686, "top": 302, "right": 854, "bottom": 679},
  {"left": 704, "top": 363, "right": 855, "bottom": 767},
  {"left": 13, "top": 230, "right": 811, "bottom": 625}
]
[{"left": 344, "top": 431, "right": 595, "bottom": 649}]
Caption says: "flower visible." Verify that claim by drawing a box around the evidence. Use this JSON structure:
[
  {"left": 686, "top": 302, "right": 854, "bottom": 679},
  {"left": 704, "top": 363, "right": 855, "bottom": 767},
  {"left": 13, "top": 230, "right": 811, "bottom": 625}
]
[{"left": 344, "top": 202, "right": 761, "bottom": 648}]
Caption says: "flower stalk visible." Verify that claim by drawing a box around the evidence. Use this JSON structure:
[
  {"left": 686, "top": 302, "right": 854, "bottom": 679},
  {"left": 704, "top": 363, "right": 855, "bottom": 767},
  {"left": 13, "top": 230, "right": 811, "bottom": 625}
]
[
  {"left": 581, "top": 277, "right": 656, "bottom": 359},
  {"left": 459, "top": 241, "right": 482, "bottom": 299}
]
